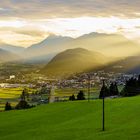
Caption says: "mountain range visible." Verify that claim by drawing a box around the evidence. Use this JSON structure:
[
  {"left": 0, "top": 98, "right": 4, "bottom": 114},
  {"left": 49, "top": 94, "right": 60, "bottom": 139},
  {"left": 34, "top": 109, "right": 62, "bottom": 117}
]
[
  {"left": 0, "top": 32, "right": 140, "bottom": 76},
  {"left": 24, "top": 33, "right": 140, "bottom": 59},
  {"left": 1, "top": 32, "right": 140, "bottom": 61}
]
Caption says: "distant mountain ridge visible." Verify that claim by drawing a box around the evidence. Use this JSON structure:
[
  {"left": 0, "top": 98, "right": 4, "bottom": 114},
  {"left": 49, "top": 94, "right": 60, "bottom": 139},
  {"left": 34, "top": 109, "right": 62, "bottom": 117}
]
[
  {"left": 24, "top": 33, "right": 140, "bottom": 61},
  {"left": 29, "top": 35, "right": 73, "bottom": 49},
  {"left": 0, "top": 43, "right": 25, "bottom": 54},
  {"left": 0, "top": 48, "right": 19, "bottom": 63},
  {"left": 25, "top": 35, "right": 73, "bottom": 58},
  {"left": 1, "top": 32, "right": 140, "bottom": 67}
]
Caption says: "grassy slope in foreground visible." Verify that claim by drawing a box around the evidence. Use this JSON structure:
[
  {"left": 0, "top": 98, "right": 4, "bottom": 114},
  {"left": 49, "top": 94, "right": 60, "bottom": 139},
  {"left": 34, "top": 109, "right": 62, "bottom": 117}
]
[{"left": 0, "top": 96, "right": 140, "bottom": 140}]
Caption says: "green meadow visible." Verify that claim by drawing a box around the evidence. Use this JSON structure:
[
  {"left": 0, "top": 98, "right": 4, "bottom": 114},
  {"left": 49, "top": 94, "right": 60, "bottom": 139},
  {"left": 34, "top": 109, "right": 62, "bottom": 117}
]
[{"left": 0, "top": 96, "right": 139, "bottom": 140}]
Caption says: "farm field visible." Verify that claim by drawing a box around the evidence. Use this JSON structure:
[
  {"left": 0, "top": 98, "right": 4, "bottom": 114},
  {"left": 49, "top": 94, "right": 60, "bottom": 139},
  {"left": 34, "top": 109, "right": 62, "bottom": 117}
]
[
  {"left": 0, "top": 96, "right": 140, "bottom": 140},
  {"left": 0, "top": 86, "right": 101, "bottom": 110},
  {"left": 55, "top": 87, "right": 100, "bottom": 97},
  {"left": 0, "top": 88, "right": 36, "bottom": 110},
  {"left": 0, "top": 85, "right": 124, "bottom": 111}
]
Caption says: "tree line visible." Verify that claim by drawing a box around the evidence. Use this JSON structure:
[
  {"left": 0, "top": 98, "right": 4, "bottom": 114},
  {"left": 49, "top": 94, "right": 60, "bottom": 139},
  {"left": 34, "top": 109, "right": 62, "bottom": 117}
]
[
  {"left": 99, "top": 75, "right": 140, "bottom": 98},
  {"left": 121, "top": 75, "right": 140, "bottom": 97}
]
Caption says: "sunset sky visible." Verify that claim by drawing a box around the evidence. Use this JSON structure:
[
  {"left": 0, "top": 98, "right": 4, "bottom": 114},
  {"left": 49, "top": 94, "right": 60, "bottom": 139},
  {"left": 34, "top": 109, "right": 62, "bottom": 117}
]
[{"left": 0, "top": 0, "right": 140, "bottom": 47}]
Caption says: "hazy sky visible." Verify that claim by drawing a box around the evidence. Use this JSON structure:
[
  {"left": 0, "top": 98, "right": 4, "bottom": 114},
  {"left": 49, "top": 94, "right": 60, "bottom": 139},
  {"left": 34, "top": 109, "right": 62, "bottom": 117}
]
[{"left": 0, "top": 0, "right": 140, "bottom": 47}]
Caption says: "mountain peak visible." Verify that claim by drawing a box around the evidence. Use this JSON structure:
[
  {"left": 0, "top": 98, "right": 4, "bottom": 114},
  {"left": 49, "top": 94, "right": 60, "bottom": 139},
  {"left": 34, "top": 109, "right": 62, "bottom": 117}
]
[{"left": 47, "top": 34, "right": 73, "bottom": 40}]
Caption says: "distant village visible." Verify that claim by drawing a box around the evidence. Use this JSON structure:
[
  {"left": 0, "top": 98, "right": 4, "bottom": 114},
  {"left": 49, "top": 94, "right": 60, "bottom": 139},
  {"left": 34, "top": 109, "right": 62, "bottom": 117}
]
[{"left": 0, "top": 71, "right": 138, "bottom": 89}]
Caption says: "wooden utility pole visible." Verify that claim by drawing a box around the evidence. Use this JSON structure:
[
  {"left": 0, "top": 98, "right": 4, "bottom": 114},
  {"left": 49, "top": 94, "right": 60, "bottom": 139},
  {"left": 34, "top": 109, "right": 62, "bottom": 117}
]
[
  {"left": 88, "top": 75, "right": 91, "bottom": 102},
  {"left": 102, "top": 93, "right": 105, "bottom": 131},
  {"left": 102, "top": 80, "right": 105, "bottom": 131}
]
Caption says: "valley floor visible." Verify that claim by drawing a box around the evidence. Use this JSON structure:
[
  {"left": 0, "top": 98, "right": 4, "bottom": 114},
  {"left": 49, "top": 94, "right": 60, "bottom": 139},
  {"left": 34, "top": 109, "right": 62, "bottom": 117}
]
[{"left": 0, "top": 96, "right": 140, "bottom": 140}]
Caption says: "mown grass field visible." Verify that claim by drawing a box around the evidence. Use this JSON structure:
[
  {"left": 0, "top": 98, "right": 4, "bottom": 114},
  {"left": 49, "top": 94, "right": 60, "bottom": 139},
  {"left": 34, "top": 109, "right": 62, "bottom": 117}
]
[{"left": 0, "top": 96, "right": 139, "bottom": 140}]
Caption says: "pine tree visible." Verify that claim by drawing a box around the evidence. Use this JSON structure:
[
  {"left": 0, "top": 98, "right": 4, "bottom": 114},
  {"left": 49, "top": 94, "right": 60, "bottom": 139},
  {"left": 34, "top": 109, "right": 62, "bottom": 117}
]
[
  {"left": 99, "top": 81, "right": 110, "bottom": 99},
  {"left": 20, "top": 89, "right": 26, "bottom": 101},
  {"left": 77, "top": 90, "right": 85, "bottom": 100},
  {"left": 138, "top": 75, "right": 140, "bottom": 86},
  {"left": 121, "top": 77, "right": 140, "bottom": 96},
  {"left": 109, "top": 83, "right": 114, "bottom": 96},
  {"left": 114, "top": 82, "right": 119, "bottom": 96},
  {"left": 5, "top": 102, "right": 12, "bottom": 111},
  {"left": 16, "top": 89, "right": 31, "bottom": 110},
  {"left": 69, "top": 94, "right": 75, "bottom": 101},
  {"left": 109, "top": 82, "right": 119, "bottom": 96}
]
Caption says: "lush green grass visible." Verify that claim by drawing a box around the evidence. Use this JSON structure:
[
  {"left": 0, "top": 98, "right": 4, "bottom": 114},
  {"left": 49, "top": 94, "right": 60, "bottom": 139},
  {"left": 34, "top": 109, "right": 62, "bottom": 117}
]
[{"left": 0, "top": 96, "right": 140, "bottom": 140}]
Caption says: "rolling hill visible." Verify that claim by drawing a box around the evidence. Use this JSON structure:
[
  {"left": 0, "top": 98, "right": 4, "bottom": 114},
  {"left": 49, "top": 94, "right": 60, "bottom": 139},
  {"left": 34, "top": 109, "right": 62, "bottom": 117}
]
[
  {"left": 41, "top": 48, "right": 110, "bottom": 77},
  {"left": 0, "top": 96, "right": 140, "bottom": 140}
]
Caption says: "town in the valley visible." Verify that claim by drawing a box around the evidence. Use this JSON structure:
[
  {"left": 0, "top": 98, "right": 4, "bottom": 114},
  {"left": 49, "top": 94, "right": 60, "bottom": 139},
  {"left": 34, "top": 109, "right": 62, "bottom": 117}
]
[
  {"left": 0, "top": 69, "right": 138, "bottom": 110},
  {"left": 0, "top": 71, "right": 137, "bottom": 88}
]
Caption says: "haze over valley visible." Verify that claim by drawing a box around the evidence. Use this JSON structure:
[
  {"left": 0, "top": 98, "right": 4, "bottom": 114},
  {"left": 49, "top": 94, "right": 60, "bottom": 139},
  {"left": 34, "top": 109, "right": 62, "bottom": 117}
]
[{"left": 0, "top": 32, "right": 140, "bottom": 77}]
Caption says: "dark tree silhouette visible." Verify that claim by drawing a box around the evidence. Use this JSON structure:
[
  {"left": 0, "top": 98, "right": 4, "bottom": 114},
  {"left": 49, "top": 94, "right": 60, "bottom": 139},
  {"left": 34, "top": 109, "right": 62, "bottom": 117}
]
[
  {"left": 15, "top": 100, "right": 30, "bottom": 110},
  {"left": 121, "top": 76, "right": 140, "bottom": 96},
  {"left": 16, "top": 89, "right": 32, "bottom": 110},
  {"left": 20, "top": 89, "right": 27, "bottom": 101},
  {"left": 5, "top": 102, "right": 12, "bottom": 111},
  {"left": 109, "top": 82, "right": 119, "bottom": 96},
  {"left": 77, "top": 90, "right": 85, "bottom": 100},
  {"left": 99, "top": 81, "right": 110, "bottom": 99},
  {"left": 69, "top": 94, "right": 76, "bottom": 101}
]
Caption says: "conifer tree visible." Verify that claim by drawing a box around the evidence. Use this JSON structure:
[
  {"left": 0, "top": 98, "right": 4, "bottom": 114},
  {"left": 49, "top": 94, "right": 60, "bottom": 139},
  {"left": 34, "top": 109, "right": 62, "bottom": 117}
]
[
  {"left": 109, "top": 82, "right": 119, "bottom": 96},
  {"left": 99, "top": 81, "right": 110, "bottom": 99},
  {"left": 5, "top": 102, "right": 12, "bottom": 111},
  {"left": 77, "top": 90, "right": 85, "bottom": 100}
]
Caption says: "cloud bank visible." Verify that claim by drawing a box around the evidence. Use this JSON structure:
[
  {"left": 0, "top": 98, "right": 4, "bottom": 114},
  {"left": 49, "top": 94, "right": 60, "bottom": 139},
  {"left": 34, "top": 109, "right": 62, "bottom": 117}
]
[{"left": 0, "top": 0, "right": 140, "bottom": 47}]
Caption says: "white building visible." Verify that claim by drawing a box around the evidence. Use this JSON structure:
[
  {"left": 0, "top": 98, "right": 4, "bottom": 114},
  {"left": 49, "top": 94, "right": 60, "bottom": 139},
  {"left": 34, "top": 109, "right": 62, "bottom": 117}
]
[{"left": 10, "top": 75, "right": 15, "bottom": 79}]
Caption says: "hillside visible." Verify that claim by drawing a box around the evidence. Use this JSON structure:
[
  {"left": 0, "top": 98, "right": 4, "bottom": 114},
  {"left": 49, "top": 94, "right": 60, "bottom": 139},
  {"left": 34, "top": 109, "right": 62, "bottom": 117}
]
[
  {"left": 0, "top": 48, "right": 19, "bottom": 63},
  {"left": 41, "top": 48, "right": 110, "bottom": 76},
  {"left": 103, "top": 55, "right": 140, "bottom": 74},
  {"left": 0, "top": 96, "right": 140, "bottom": 140}
]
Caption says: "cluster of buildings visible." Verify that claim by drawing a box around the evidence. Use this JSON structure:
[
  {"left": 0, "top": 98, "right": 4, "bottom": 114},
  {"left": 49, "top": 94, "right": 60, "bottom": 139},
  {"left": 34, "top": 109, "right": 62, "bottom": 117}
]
[
  {"left": 51, "top": 71, "right": 137, "bottom": 89},
  {"left": 0, "top": 83, "right": 35, "bottom": 88},
  {"left": 0, "top": 71, "right": 138, "bottom": 89}
]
